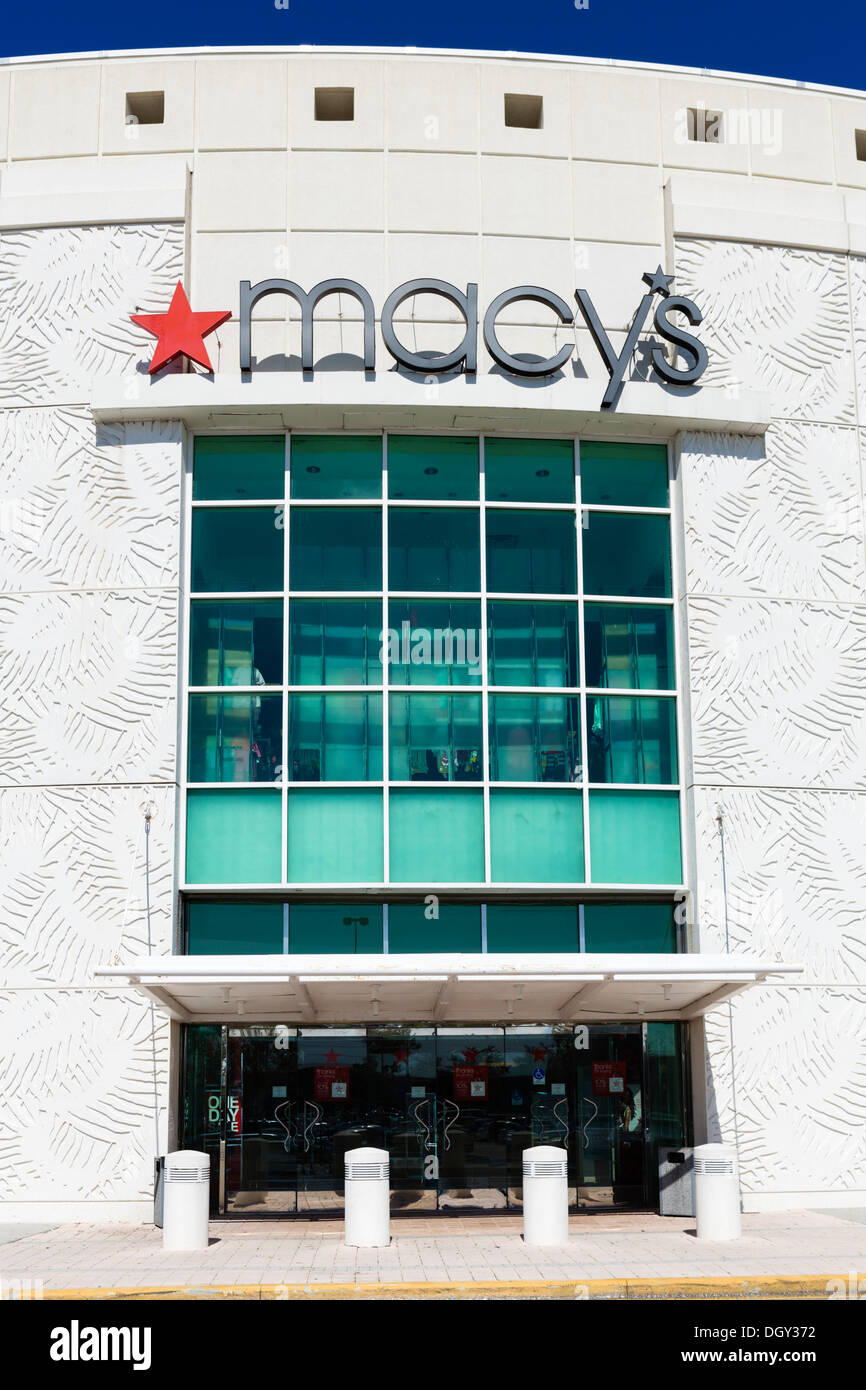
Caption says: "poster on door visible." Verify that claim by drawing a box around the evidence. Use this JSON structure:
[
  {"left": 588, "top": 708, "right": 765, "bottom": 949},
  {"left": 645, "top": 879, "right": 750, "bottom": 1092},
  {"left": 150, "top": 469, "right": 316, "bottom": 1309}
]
[
  {"left": 453, "top": 1064, "right": 488, "bottom": 1100},
  {"left": 314, "top": 1066, "right": 350, "bottom": 1101},
  {"left": 205, "top": 1091, "right": 243, "bottom": 1132},
  {"left": 592, "top": 1061, "right": 627, "bottom": 1096}
]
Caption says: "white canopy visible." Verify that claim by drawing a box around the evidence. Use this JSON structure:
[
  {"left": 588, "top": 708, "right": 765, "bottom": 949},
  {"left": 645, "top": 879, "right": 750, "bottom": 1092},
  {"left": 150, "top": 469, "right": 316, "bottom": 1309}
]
[{"left": 95, "top": 953, "right": 802, "bottom": 1024}]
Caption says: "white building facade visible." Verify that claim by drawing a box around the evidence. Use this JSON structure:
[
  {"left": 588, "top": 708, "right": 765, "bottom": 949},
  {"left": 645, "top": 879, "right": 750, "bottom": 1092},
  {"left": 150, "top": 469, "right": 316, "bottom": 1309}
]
[{"left": 0, "top": 45, "right": 865, "bottom": 1221}]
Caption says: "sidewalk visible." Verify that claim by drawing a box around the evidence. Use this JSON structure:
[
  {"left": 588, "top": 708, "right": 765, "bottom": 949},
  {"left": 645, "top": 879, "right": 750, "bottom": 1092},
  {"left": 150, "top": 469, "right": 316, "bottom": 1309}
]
[{"left": 1, "top": 1209, "right": 864, "bottom": 1300}]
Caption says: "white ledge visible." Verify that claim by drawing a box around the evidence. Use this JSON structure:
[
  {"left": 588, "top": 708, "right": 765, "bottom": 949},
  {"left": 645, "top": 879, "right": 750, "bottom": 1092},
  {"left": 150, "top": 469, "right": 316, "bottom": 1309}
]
[{"left": 91, "top": 372, "right": 771, "bottom": 437}]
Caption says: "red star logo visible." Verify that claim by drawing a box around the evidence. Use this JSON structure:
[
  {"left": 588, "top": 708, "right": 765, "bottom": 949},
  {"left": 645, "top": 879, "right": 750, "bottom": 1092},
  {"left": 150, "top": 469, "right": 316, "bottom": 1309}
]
[
  {"left": 532, "top": 1045, "right": 548, "bottom": 1062},
  {"left": 131, "top": 281, "right": 231, "bottom": 374},
  {"left": 324, "top": 1048, "right": 340, "bottom": 1065}
]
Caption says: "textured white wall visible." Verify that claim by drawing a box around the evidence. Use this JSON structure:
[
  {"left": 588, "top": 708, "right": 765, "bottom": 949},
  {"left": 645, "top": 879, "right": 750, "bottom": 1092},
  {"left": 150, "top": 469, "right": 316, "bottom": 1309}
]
[
  {"left": 676, "top": 241, "right": 866, "bottom": 1207},
  {"left": 0, "top": 224, "right": 184, "bottom": 1219}
]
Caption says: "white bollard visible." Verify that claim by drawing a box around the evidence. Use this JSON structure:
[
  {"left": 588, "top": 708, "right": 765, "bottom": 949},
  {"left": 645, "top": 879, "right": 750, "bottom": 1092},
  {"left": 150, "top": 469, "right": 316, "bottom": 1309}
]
[
  {"left": 162, "top": 1150, "right": 211, "bottom": 1251},
  {"left": 694, "top": 1143, "right": 741, "bottom": 1240},
  {"left": 344, "top": 1147, "right": 390, "bottom": 1248},
  {"left": 522, "top": 1145, "right": 569, "bottom": 1246}
]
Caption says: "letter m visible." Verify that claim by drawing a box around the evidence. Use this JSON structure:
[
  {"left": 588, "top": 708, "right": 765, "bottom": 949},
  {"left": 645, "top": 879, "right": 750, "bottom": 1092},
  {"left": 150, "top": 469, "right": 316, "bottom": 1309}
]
[{"left": 239, "top": 278, "right": 376, "bottom": 371}]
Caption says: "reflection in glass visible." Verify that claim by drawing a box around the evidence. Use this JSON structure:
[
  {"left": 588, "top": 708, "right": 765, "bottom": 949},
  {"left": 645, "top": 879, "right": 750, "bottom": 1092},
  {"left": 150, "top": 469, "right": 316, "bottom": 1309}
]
[
  {"left": 389, "top": 693, "right": 483, "bottom": 782},
  {"left": 586, "top": 695, "right": 677, "bottom": 783},
  {"left": 487, "top": 601, "right": 578, "bottom": 687},
  {"left": 389, "top": 508, "right": 480, "bottom": 591},
  {"left": 288, "top": 693, "right": 382, "bottom": 780},
  {"left": 192, "top": 508, "right": 284, "bottom": 593},
  {"left": 290, "top": 508, "right": 382, "bottom": 590},
  {"left": 485, "top": 437, "right": 574, "bottom": 503},
  {"left": 387, "top": 435, "right": 479, "bottom": 500},
  {"left": 190, "top": 600, "right": 283, "bottom": 686},
  {"left": 193, "top": 435, "right": 285, "bottom": 501},
  {"left": 486, "top": 510, "right": 576, "bottom": 594},
  {"left": 387, "top": 903, "right": 482, "bottom": 953},
  {"left": 582, "top": 513, "right": 671, "bottom": 597},
  {"left": 289, "top": 903, "right": 384, "bottom": 952},
  {"left": 290, "top": 435, "right": 381, "bottom": 499},
  {"left": 187, "top": 901, "right": 284, "bottom": 954},
  {"left": 580, "top": 441, "right": 669, "bottom": 508},
  {"left": 584, "top": 604, "right": 673, "bottom": 691},
  {"left": 387, "top": 600, "right": 482, "bottom": 685},
  {"left": 188, "top": 693, "right": 283, "bottom": 782},
  {"left": 489, "top": 695, "right": 581, "bottom": 782},
  {"left": 289, "top": 600, "right": 383, "bottom": 685}
]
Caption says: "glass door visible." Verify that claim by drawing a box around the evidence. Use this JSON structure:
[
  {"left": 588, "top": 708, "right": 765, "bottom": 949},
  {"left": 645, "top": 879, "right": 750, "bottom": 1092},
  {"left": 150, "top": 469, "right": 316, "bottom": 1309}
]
[
  {"left": 575, "top": 1024, "right": 646, "bottom": 1207},
  {"left": 367, "top": 1029, "right": 438, "bottom": 1212},
  {"left": 295, "top": 1029, "right": 371, "bottom": 1212},
  {"left": 503, "top": 1027, "right": 575, "bottom": 1206},
  {"left": 225, "top": 1026, "right": 298, "bottom": 1214},
  {"left": 434, "top": 1029, "right": 509, "bottom": 1208}
]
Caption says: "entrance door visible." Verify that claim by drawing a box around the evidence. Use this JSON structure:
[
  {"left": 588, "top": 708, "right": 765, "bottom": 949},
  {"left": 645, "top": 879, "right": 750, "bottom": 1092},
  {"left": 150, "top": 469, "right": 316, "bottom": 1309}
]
[{"left": 575, "top": 1024, "right": 646, "bottom": 1206}]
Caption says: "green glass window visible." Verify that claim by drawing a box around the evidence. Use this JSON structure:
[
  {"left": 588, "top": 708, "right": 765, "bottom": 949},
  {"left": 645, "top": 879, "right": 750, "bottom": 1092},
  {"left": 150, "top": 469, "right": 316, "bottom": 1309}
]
[
  {"left": 388, "top": 508, "right": 480, "bottom": 591},
  {"left": 192, "top": 508, "right": 283, "bottom": 593},
  {"left": 485, "top": 438, "right": 574, "bottom": 503},
  {"left": 288, "top": 693, "right": 382, "bottom": 780},
  {"left": 582, "top": 513, "right": 671, "bottom": 597},
  {"left": 388, "top": 436, "right": 479, "bottom": 500},
  {"left": 489, "top": 790, "right": 584, "bottom": 883},
  {"left": 290, "top": 435, "right": 381, "bottom": 499},
  {"left": 487, "top": 601, "right": 578, "bottom": 687},
  {"left": 486, "top": 904, "right": 580, "bottom": 952},
  {"left": 389, "top": 790, "right": 484, "bottom": 881},
  {"left": 588, "top": 790, "right": 682, "bottom": 883},
  {"left": 289, "top": 903, "right": 383, "bottom": 952},
  {"left": 287, "top": 789, "right": 384, "bottom": 882},
  {"left": 487, "top": 510, "right": 576, "bottom": 594},
  {"left": 185, "top": 788, "right": 281, "bottom": 884},
  {"left": 489, "top": 695, "right": 580, "bottom": 782},
  {"left": 580, "top": 441, "right": 669, "bottom": 508},
  {"left": 389, "top": 694, "right": 483, "bottom": 782},
  {"left": 289, "top": 599, "right": 382, "bottom": 684},
  {"left": 290, "top": 508, "right": 382, "bottom": 591},
  {"left": 387, "top": 903, "right": 482, "bottom": 953},
  {"left": 187, "top": 901, "right": 284, "bottom": 954},
  {"left": 189, "top": 693, "right": 283, "bottom": 783},
  {"left": 586, "top": 696, "right": 677, "bottom": 784},
  {"left": 193, "top": 435, "right": 285, "bottom": 501},
  {"left": 387, "top": 600, "right": 482, "bottom": 685},
  {"left": 584, "top": 604, "right": 673, "bottom": 691},
  {"left": 647, "top": 1022, "right": 685, "bottom": 1145},
  {"left": 583, "top": 903, "right": 676, "bottom": 953},
  {"left": 190, "top": 600, "right": 283, "bottom": 687}
]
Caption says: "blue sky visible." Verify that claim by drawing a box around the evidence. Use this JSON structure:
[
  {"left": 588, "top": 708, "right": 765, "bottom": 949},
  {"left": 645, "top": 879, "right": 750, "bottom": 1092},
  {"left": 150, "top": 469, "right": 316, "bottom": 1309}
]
[{"left": 1, "top": 0, "right": 863, "bottom": 92}]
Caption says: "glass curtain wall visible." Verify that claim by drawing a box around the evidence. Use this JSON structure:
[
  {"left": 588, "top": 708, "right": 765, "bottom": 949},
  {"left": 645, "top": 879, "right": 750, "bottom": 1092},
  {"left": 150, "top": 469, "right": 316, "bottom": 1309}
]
[{"left": 184, "top": 435, "right": 682, "bottom": 892}]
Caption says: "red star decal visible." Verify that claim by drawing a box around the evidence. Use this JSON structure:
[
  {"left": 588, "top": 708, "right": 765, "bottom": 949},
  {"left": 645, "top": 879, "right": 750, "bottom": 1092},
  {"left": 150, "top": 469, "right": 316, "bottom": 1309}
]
[
  {"left": 131, "top": 281, "right": 231, "bottom": 374},
  {"left": 394, "top": 1047, "right": 409, "bottom": 1065},
  {"left": 324, "top": 1048, "right": 340, "bottom": 1065},
  {"left": 463, "top": 1047, "right": 478, "bottom": 1065},
  {"left": 532, "top": 1045, "right": 548, "bottom": 1062}
]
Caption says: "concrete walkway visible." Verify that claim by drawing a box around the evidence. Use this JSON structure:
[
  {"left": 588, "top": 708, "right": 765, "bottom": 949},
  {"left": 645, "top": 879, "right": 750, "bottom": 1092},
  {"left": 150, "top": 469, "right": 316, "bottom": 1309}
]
[{"left": 1, "top": 1208, "right": 864, "bottom": 1299}]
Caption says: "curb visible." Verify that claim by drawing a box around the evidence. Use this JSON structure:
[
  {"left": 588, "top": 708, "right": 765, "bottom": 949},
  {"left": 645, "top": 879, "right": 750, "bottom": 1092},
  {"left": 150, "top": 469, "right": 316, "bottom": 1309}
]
[{"left": 41, "top": 1273, "right": 844, "bottom": 1301}]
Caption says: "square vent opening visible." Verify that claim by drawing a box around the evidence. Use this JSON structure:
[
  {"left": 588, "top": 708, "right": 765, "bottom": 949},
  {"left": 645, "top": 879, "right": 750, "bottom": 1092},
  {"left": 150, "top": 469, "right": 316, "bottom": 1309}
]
[
  {"left": 125, "top": 91, "right": 165, "bottom": 126},
  {"left": 315, "top": 87, "right": 355, "bottom": 122},
  {"left": 504, "top": 93, "right": 543, "bottom": 129},
  {"left": 687, "top": 107, "right": 724, "bottom": 143},
  {"left": 856, "top": 129, "right": 866, "bottom": 162}
]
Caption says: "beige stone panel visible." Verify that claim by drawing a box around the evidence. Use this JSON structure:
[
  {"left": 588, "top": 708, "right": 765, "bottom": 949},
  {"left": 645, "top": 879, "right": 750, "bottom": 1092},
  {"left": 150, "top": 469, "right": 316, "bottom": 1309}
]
[
  {"left": 288, "top": 57, "right": 384, "bottom": 150},
  {"left": 480, "top": 64, "right": 571, "bottom": 158},
  {"left": 388, "top": 152, "right": 479, "bottom": 234},
  {"left": 196, "top": 58, "right": 288, "bottom": 151},
  {"left": 832, "top": 95, "right": 866, "bottom": 189},
  {"left": 748, "top": 88, "right": 834, "bottom": 184},
  {"left": 100, "top": 59, "right": 195, "bottom": 155},
  {"left": 659, "top": 78, "right": 752, "bottom": 175},
  {"left": 289, "top": 150, "right": 384, "bottom": 231},
  {"left": 10, "top": 65, "right": 100, "bottom": 160},
  {"left": 193, "top": 151, "right": 287, "bottom": 232},
  {"left": 481, "top": 155, "right": 570, "bottom": 238},
  {"left": 386, "top": 60, "right": 479, "bottom": 153},
  {"left": 571, "top": 68, "right": 661, "bottom": 166},
  {"left": 572, "top": 161, "right": 664, "bottom": 244}
]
